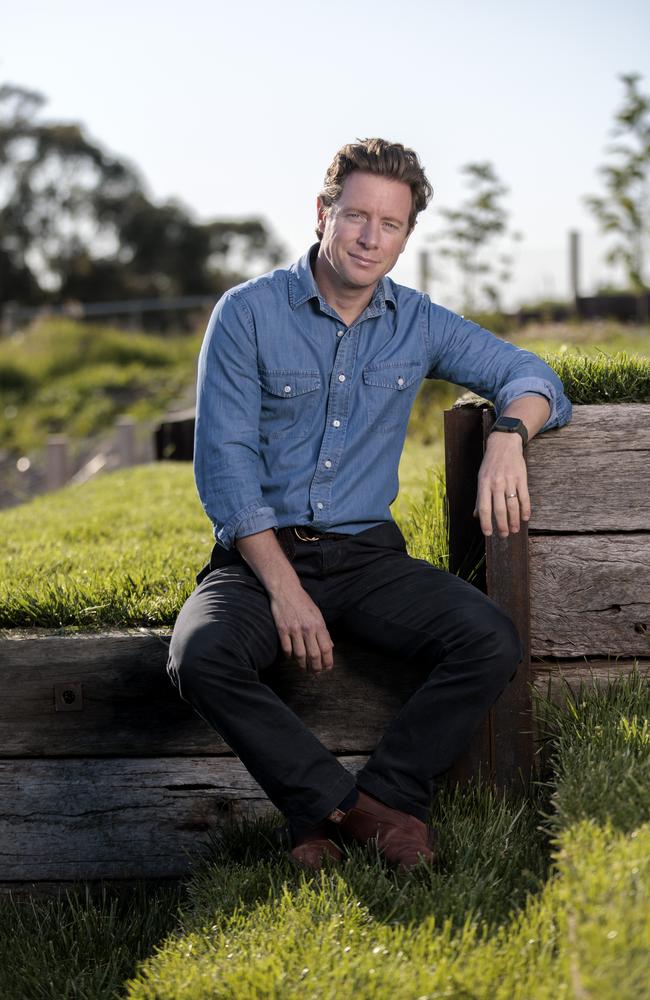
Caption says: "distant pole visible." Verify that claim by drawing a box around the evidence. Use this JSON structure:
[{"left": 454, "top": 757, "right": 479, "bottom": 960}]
[
  {"left": 569, "top": 231, "right": 581, "bottom": 312},
  {"left": 46, "top": 435, "right": 69, "bottom": 491},
  {"left": 418, "top": 249, "right": 431, "bottom": 296},
  {"left": 115, "top": 416, "right": 136, "bottom": 467}
]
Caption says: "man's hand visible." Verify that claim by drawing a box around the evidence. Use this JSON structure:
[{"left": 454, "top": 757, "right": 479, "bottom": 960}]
[
  {"left": 473, "top": 395, "right": 551, "bottom": 538},
  {"left": 269, "top": 583, "right": 334, "bottom": 675},
  {"left": 235, "top": 529, "right": 334, "bottom": 674},
  {"left": 474, "top": 433, "right": 530, "bottom": 537}
]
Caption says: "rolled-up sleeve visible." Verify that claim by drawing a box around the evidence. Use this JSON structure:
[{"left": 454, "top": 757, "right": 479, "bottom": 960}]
[
  {"left": 194, "top": 292, "right": 278, "bottom": 549},
  {"left": 425, "top": 304, "right": 572, "bottom": 431}
]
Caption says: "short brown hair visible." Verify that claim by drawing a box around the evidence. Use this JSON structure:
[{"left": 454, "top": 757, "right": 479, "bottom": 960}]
[{"left": 316, "top": 137, "right": 433, "bottom": 239}]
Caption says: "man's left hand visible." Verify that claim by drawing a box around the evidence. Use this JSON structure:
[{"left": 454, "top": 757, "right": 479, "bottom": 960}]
[{"left": 474, "top": 432, "right": 530, "bottom": 537}]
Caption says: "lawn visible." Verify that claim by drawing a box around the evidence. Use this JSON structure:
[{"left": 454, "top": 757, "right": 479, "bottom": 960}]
[{"left": 1, "top": 674, "right": 648, "bottom": 999}]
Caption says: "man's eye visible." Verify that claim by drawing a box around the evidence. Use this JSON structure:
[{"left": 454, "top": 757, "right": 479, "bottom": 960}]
[
  {"left": 383, "top": 221, "right": 399, "bottom": 230},
  {"left": 347, "top": 212, "right": 362, "bottom": 220}
]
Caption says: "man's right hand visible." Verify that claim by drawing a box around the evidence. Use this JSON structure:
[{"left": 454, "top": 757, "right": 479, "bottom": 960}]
[
  {"left": 235, "top": 529, "right": 334, "bottom": 675},
  {"left": 269, "top": 585, "right": 334, "bottom": 674}
]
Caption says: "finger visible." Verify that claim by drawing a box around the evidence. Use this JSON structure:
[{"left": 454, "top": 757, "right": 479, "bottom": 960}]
[
  {"left": 290, "top": 632, "right": 307, "bottom": 671},
  {"left": 492, "top": 489, "right": 510, "bottom": 537},
  {"left": 317, "top": 629, "right": 334, "bottom": 672},
  {"left": 517, "top": 481, "right": 532, "bottom": 522},
  {"left": 303, "top": 632, "right": 323, "bottom": 675},
  {"left": 476, "top": 481, "right": 494, "bottom": 535},
  {"left": 278, "top": 628, "right": 293, "bottom": 660},
  {"left": 505, "top": 488, "right": 521, "bottom": 534}
]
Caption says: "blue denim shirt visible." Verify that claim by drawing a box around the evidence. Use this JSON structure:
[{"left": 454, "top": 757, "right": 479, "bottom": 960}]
[{"left": 195, "top": 246, "right": 572, "bottom": 548}]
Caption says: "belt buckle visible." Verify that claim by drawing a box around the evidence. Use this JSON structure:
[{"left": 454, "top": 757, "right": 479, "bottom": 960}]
[{"left": 293, "top": 526, "right": 321, "bottom": 543}]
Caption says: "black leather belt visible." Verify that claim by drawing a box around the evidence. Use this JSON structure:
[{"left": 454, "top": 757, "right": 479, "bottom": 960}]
[{"left": 291, "top": 526, "right": 349, "bottom": 542}]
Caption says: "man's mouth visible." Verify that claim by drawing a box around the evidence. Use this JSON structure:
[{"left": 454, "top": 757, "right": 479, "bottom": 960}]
[{"left": 349, "top": 253, "right": 379, "bottom": 266}]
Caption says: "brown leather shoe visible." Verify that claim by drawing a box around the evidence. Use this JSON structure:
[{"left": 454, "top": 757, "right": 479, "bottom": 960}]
[
  {"left": 289, "top": 822, "right": 342, "bottom": 870},
  {"left": 329, "top": 790, "right": 437, "bottom": 871}
]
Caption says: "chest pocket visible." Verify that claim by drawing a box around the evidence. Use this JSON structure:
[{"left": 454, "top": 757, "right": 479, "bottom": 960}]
[
  {"left": 258, "top": 369, "right": 321, "bottom": 442},
  {"left": 362, "top": 361, "right": 422, "bottom": 433}
]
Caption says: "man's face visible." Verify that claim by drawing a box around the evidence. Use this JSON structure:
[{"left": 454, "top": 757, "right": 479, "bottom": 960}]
[{"left": 316, "top": 171, "right": 413, "bottom": 293}]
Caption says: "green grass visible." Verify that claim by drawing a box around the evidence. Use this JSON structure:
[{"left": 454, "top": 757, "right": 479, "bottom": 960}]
[
  {"left": 509, "top": 319, "right": 650, "bottom": 357},
  {"left": 0, "top": 320, "right": 202, "bottom": 456},
  {"left": 0, "top": 464, "right": 212, "bottom": 628},
  {"left": 0, "top": 675, "right": 638, "bottom": 1000},
  {"left": 0, "top": 464, "right": 447, "bottom": 630},
  {"left": 542, "top": 351, "right": 650, "bottom": 404},
  {"left": 0, "top": 883, "right": 183, "bottom": 1000}
]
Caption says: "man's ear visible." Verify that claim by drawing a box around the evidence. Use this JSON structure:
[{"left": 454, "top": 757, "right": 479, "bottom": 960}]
[
  {"left": 400, "top": 225, "right": 415, "bottom": 255},
  {"left": 316, "top": 197, "right": 329, "bottom": 238}
]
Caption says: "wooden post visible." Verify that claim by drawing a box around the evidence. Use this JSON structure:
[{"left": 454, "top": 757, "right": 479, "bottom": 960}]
[
  {"left": 481, "top": 409, "right": 534, "bottom": 787},
  {"left": 444, "top": 405, "right": 488, "bottom": 590},
  {"left": 115, "top": 416, "right": 136, "bottom": 467},
  {"left": 46, "top": 435, "right": 69, "bottom": 491},
  {"left": 444, "top": 405, "right": 491, "bottom": 782}
]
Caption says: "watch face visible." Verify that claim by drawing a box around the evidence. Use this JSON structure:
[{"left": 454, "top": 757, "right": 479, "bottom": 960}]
[{"left": 496, "top": 417, "right": 521, "bottom": 431}]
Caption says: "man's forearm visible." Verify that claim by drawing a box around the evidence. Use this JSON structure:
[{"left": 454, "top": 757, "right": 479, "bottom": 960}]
[
  {"left": 502, "top": 394, "right": 551, "bottom": 440},
  {"left": 235, "top": 529, "right": 301, "bottom": 597}
]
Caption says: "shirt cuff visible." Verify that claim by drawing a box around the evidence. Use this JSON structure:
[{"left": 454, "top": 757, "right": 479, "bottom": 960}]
[
  {"left": 216, "top": 504, "right": 278, "bottom": 550},
  {"left": 494, "top": 377, "right": 572, "bottom": 431}
]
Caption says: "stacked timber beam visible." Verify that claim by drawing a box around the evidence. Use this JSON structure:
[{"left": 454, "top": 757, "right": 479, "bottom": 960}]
[
  {"left": 445, "top": 403, "right": 650, "bottom": 784},
  {"left": 0, "top": 631, "right": 436, "bottom": 888}
]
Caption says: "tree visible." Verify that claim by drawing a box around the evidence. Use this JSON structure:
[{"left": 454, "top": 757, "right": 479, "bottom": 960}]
[
  {"left": 585, "top": 73, "right": 650, "bottom": 301},
  {"left": 431, "top": 161, "right": 521, "bottom": 313},
  {"left": 0, "top": 83, "right": 285, "bottom": 307}
]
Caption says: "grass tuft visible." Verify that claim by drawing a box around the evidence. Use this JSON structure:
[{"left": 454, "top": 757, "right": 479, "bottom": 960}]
[
  {"left": 0, "top": 882, "right": 183, "bottom": 1000},
  {"left": 542, "top": 350, "right": 650, "bottom": 404}
]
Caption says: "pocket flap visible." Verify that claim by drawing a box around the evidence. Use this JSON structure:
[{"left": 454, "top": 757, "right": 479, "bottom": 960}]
[
  {"left": 362, "top": 361, "right": 421, "bottom": 390},
  {"left": 259, "top": 370, "right": 321, "bottom": 398}
]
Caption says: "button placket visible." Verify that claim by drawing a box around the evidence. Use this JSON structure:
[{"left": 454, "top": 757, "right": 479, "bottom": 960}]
[{"left": 309, "top": 323, "right": 357, "bottom": 521}]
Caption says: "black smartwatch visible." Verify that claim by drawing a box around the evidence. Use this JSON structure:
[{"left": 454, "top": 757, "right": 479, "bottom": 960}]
[{"left": 490, "top": 415, "right": 528, "bottom": 447}]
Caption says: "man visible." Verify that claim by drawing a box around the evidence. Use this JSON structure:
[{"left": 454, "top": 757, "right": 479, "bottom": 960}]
[{"left": 168, "top": 138, "right": 571, "bottom": 872}]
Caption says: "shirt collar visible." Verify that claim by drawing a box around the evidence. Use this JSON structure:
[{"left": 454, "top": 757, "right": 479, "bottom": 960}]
[{"left": 288, "top": 244, "right": 397, "bottom": 316}]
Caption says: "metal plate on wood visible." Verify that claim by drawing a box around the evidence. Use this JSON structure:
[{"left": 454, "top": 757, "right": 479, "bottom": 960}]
[{"left": 53, "top": 682, "right": 83, "bottom": 712}]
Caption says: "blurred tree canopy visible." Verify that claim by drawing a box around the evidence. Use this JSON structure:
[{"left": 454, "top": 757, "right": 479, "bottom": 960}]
[
  {"left": 0, "top": 83, "right": 285, "bottom": 307},
  {"left": 585, "top": 72, "right": 650, "bottom": 297},
  {"left": 430, "top": 161, "right": 521, "bottom": 313}
]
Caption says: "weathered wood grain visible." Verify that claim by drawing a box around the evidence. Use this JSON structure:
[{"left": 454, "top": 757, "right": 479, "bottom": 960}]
[
  {"left": 529, "top": 535, "right": 650, "bottom": 657},
  {"left": 527, "top": 403, "right": 650, "bottom": 532},
  {"left": 0, "top": 632, "right": 430, "bottom": 756},
  {"left": 0, "top": 756, "right": 368, "bottom": 881},
  {"left": 532, "top": 658, "right": 649, "bottom": 702}
]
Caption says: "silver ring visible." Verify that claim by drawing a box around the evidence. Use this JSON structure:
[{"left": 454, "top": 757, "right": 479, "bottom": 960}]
[{"left": 506, "top": 493, "right": 517, "bottom": 499}]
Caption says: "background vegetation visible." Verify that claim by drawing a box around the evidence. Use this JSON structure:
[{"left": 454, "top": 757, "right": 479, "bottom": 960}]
[{"left": 0, "top": 84, "right": 284, "bottom": 308}]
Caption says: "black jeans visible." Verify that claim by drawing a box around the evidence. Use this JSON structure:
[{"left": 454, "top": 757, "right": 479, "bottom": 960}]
[{"left": 167, "top": 523, "right": 521, "bottom": 829}]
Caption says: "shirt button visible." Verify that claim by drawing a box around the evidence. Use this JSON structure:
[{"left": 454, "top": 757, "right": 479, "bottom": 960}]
[
  {"left": 283, "top": 385, "right": 291, "bottom": 393},
  {"left": 338, "top": 374, "right": 346, "bottom": 382},
  {"left": 397, "top": 377, "right": 405, "bottom": 387},
  {"left": 332, "top": 419, "right": 341, "bottom": 428},
  {"left": 324, "top": 459, "right": 332, "bottom": 468},
  {"left": 316, "top": 502, "right": 324, "bottom": 510},
  {"left": 337, "top": 330, "right": 345, "bottom": 338}
]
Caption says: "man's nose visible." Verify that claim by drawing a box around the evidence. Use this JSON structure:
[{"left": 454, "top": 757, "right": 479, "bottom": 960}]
[{"left": 358, "top": 219, "right": 380, "bottom": 247}]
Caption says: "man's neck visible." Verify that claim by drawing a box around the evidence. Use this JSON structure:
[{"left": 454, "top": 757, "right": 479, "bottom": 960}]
[{"left": 313, "top": 253, "right": 377, "bottom": 328}]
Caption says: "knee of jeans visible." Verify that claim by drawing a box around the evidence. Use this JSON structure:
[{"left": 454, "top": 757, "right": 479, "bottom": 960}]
[
  {"left": 490, "top": 611, "right": 523, "bottom": 681},
  {"left": 469, "top": 607, "right": 523, "bottom": 681},
  {"left": 167, "top": 624, "right": 235, "bottom": 702}
]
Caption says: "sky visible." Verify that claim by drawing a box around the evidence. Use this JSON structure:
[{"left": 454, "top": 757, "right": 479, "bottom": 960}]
[{"left": 3, "top": 0, "right": 650, "bottom": 310}]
